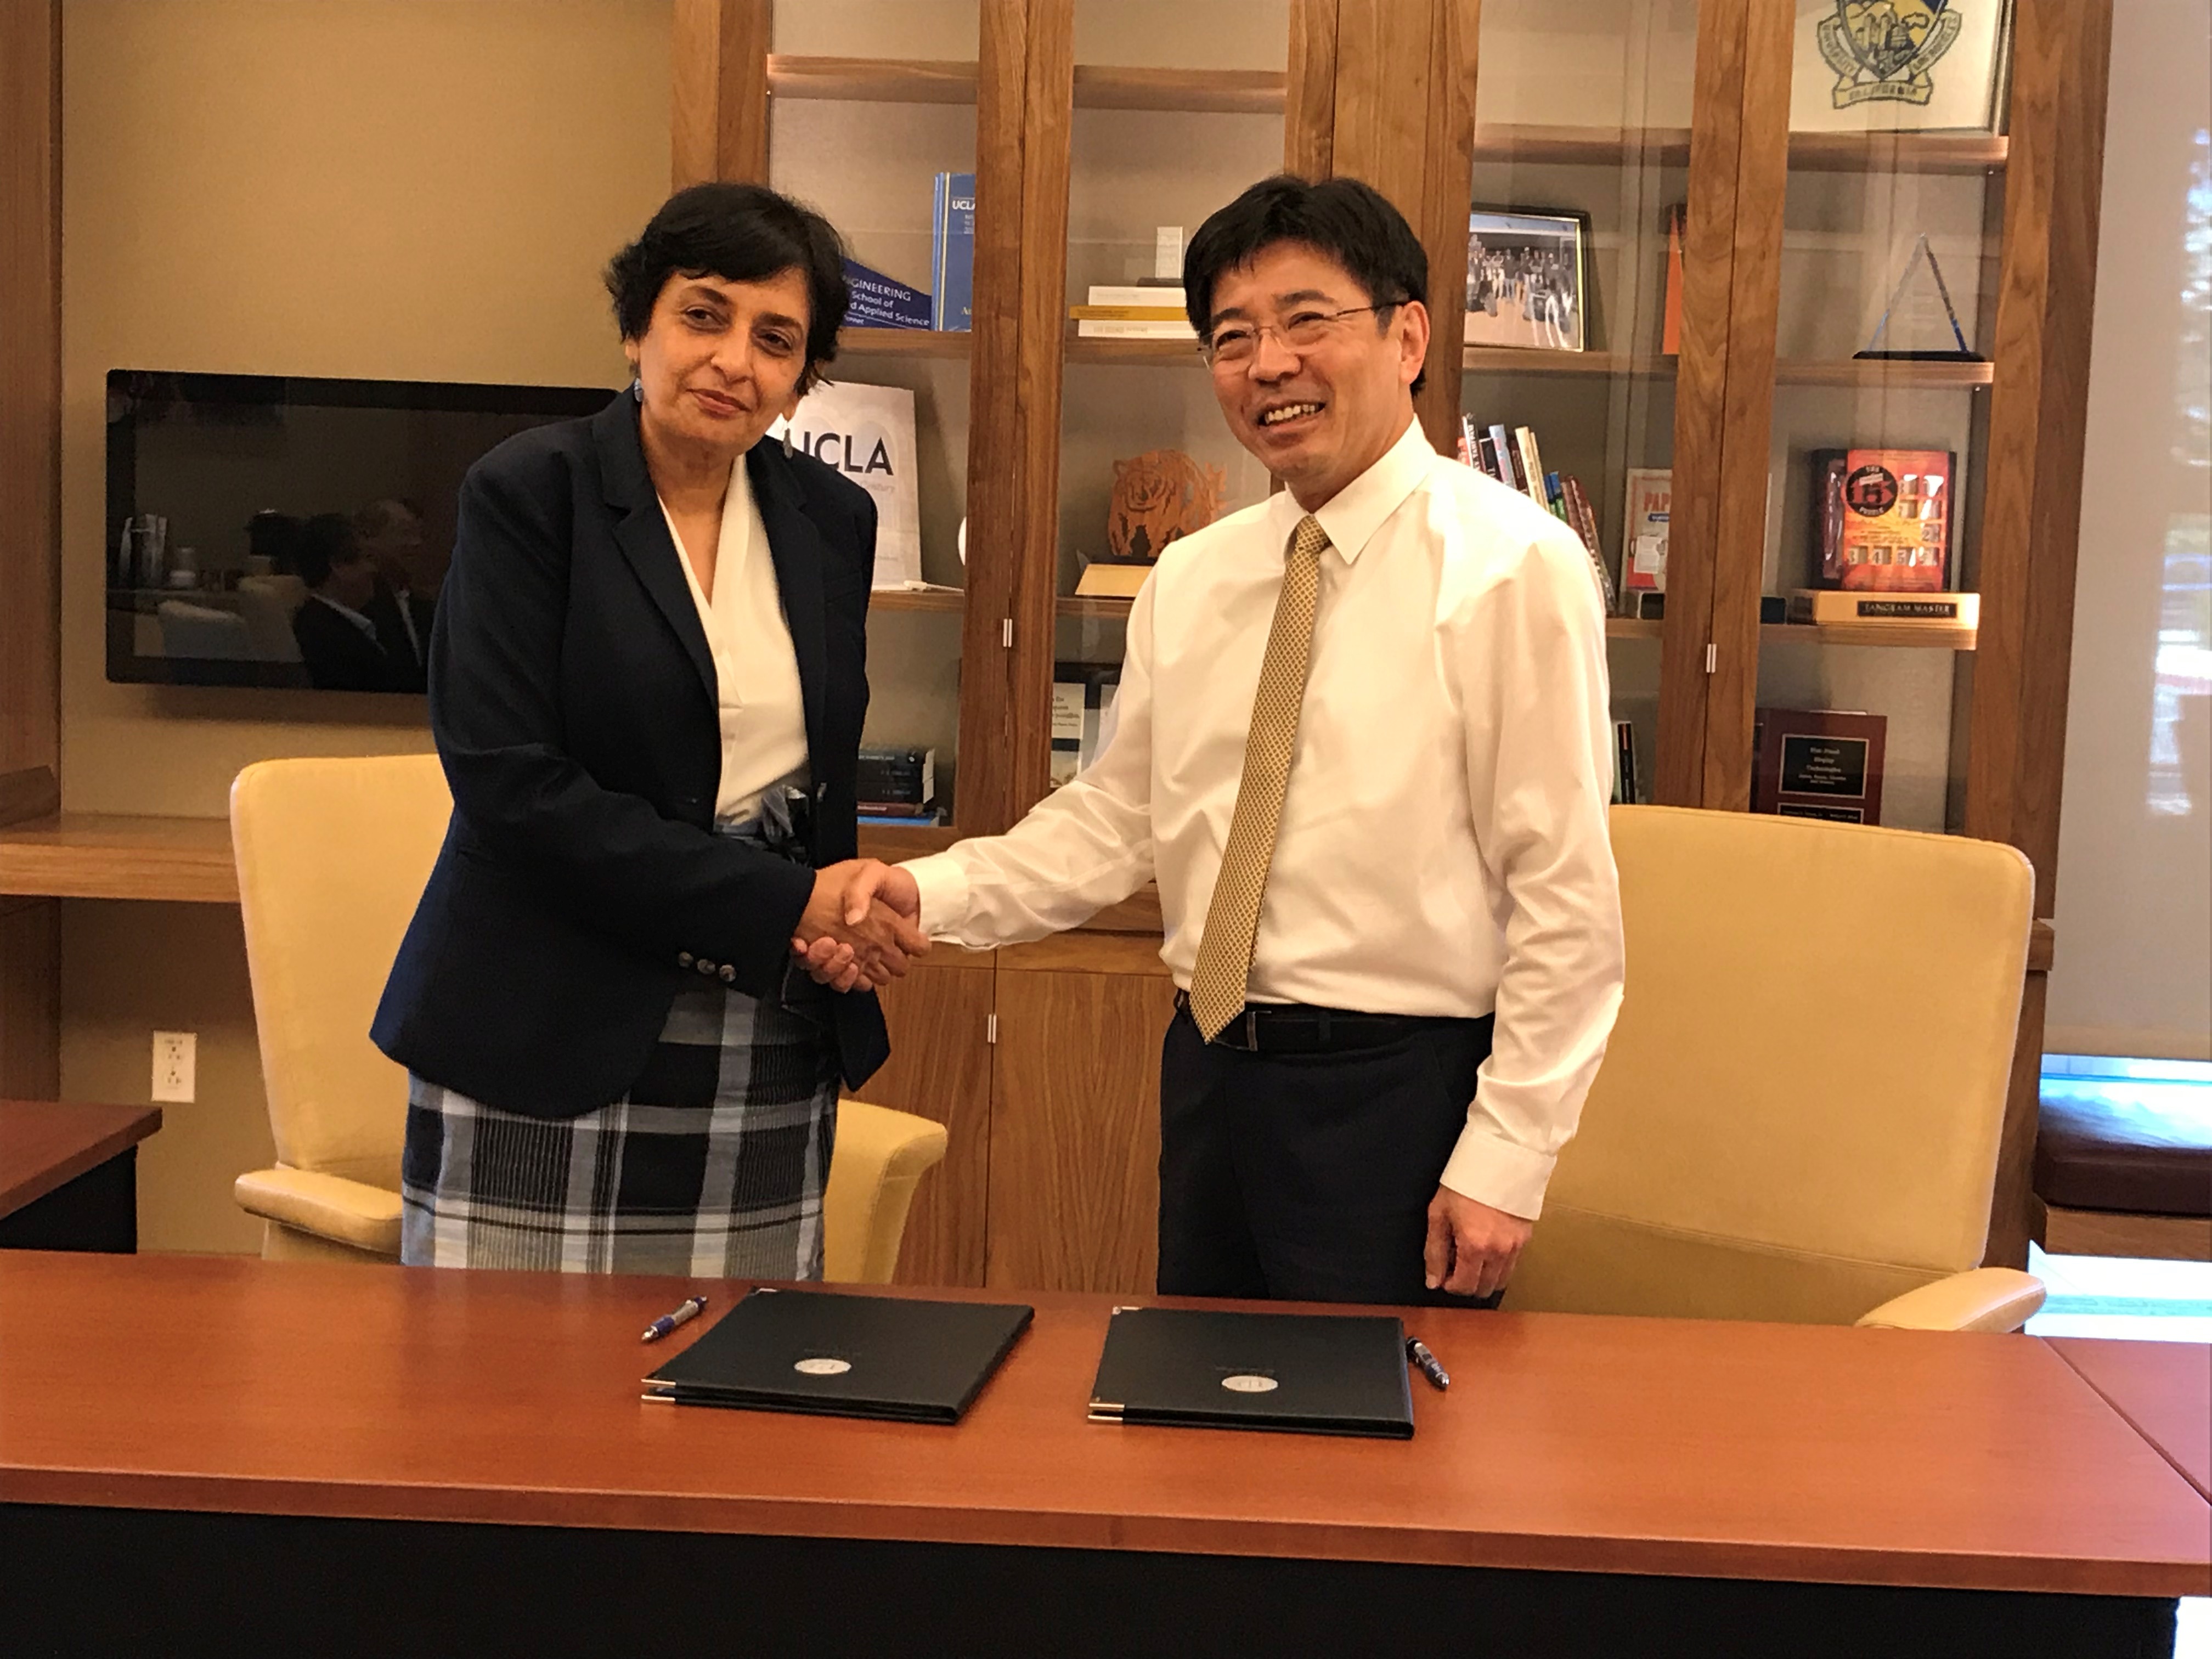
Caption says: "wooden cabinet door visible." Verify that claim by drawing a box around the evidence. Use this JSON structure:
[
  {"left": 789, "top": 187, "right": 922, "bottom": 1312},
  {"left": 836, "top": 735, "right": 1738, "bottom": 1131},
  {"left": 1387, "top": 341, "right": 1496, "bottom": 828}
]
[
  {"left": 987, "top": 938, "right": 1176, "bottom": 1294},
  {"left": 858, "top": 951, "right": 995, "bottom": 1288}
]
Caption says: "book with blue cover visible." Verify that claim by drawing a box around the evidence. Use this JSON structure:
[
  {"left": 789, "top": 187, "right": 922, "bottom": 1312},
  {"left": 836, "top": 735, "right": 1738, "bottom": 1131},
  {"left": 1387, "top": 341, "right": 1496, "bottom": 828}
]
[
  {"left": 931, "top": 172, "right": 975, "bottom": 331},
  {"left": 842, "top": 258, "right": 932, "bottom": 330}
]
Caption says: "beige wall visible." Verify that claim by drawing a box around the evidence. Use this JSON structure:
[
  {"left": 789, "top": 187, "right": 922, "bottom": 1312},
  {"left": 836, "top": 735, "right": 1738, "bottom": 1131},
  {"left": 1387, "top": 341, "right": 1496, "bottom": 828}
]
[{"left": 58, "top": 0, "right": 672, "bottom": 1250}]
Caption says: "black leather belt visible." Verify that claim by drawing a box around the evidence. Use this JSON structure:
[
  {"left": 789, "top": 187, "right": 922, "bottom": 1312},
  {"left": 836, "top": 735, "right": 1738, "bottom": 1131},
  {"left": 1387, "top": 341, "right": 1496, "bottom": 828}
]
[{"left": 1173, "top": 989, "right": 1447, "bottom": 1053}]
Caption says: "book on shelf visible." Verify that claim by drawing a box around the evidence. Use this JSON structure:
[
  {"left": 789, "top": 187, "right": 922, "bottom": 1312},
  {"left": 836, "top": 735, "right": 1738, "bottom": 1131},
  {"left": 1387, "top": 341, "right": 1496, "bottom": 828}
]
[
  {"left": 1811, "top": 448, "right": 1954, "bottom": 591},
  {"left": 930, "top": 172, "right": 975, "bottom": 332},
  {"left": 1071, "top": 285, "right": 1198, "bottom": 340},
  {"left": 1073, "top": 560, "right": 1151, "bottom": 599},
  {"left": 1786, "top": 589, "right": 1979, "bottom": 628},
  {"left": 1623, "top": 467, "right": 1672, "bottom": 595},
  {"left": 1752, "top": 708, "right": 1886, "bottom": 826},
  {"left": 1611, "top": 719, "right": 1641, "bottom": 805},
  {"left": 1052, "top": 662, "right": 1123, "bottom": 785},
  {"left": 769, "top": 381, "right": 921, "bottom": 588},
  {"left": 842, "top": 258, "right": 932, "bottom": 331},
  {"left": 1458, "top": 416, "right": 1617, "bottom": 610}
]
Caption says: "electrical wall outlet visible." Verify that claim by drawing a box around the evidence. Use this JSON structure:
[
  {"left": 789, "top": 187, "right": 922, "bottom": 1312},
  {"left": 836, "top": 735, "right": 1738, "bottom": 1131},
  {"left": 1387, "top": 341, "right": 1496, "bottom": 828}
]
[{"left": 151, "top": 1031, "right": 196, "bottom": 1103}]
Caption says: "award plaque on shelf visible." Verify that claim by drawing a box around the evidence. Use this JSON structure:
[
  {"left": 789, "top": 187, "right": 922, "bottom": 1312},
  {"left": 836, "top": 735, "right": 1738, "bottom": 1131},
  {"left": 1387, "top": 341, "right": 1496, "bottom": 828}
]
[
  {"left": 1856, "top": 235, "right": 1980, "bottom": 362},
  {"left": 1789, "top": 0, "right": 2011, "bottom": 134},
  {"left": 1105, "top": 448, "right": 1224, "bottom": 563},
  {"left": 1753, "top": 707, "right": 1887, "bottom": 826}
]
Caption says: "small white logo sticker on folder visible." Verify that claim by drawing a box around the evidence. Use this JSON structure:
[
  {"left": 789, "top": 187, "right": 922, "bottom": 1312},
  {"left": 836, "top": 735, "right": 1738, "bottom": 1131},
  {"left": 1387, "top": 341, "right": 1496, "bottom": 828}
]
[
  {"left": 794, "top": 1357, "right": 853, "bottom": 1376},
  {"left": 1221, "top": 1374, "right": 1278, "bottom": 1393}
]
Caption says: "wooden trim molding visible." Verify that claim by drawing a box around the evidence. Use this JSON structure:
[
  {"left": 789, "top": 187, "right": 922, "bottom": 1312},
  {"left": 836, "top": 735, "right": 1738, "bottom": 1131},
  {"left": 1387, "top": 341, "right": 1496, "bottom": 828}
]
[
  {"left": 1, "top": 4, "right": 61, "bottom": 803},
  {"left": 1963, "top": 0, "right": 2114, "bottom": 917},
  {"left": 670, "top": 0, "right": 770, "bottom": 189},
  {"left": 1283, "top": 0, "right": 1339, "bottom": 179}
]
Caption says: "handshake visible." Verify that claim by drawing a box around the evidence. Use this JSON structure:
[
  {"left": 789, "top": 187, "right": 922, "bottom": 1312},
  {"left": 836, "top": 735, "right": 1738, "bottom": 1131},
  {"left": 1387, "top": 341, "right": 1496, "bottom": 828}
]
[{"left": 788, "top": 860, "right": 928, "bottom": 992}]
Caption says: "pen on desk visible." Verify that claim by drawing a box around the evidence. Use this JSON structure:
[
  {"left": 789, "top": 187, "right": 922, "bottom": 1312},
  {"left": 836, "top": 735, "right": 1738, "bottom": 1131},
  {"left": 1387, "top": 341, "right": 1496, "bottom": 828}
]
[
  {"left": 641, "top": 1295, "right": 708, "bottom": 1344},
  {"left": 1406, "top": 1337, "right": 1450, "bottom": 1391}
]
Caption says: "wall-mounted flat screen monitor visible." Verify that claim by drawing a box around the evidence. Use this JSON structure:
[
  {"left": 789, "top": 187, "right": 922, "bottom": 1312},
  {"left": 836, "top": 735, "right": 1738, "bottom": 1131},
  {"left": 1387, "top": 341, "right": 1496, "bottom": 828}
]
[{"left": 106, "top": 369, "right": 614, "bottom": 691}]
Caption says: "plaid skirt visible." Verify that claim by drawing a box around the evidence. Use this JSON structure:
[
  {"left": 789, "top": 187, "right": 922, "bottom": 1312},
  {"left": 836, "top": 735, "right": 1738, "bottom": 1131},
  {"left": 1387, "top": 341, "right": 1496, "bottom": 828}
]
[{"left": 399, "top": 983, "right": 839, "bottom": 1277}]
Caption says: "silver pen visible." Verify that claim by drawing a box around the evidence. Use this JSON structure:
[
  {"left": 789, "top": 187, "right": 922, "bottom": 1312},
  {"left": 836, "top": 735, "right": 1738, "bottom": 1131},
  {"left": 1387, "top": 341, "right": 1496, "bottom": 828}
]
[
  {"left": 641, "top": 1294, "right": 709, "bottom": 1343},
  {"left": 1406, "top": 1337, "right": 1450, "bottom": 1391}
]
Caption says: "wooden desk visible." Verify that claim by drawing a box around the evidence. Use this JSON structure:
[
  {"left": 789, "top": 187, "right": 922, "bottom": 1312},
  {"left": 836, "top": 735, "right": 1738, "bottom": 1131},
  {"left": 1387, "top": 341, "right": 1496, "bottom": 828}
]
[
  {"left": 1, "top": 1255, "right": 2203, "bottom": 1656},
  {"left": 2049, "top": 1338, "right": 2212, "bottom": 1502},
  {"left": 0, "top": 1101, "right": 160, "bottom": 1251}
]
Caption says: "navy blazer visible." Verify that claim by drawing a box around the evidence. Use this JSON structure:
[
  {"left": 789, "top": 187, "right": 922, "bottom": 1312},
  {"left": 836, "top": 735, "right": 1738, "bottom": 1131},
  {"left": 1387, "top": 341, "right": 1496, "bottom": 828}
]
[{"left": 372, "top": 393, "right": 890, "bottom": 1118}]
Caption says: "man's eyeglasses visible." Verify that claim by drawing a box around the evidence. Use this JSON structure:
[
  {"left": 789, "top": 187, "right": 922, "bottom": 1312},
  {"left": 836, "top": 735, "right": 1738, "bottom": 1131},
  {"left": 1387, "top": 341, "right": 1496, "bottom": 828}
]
[{"left": 1198, "top": 302, "right": 1401, "bottom": 370}]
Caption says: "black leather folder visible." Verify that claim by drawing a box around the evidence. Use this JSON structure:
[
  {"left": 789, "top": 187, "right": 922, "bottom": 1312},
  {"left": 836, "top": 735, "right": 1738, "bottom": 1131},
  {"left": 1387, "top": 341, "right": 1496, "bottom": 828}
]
[
  {"left": 1087, "top": 1306, "right": 1415, "bottom": 1439},
  {"left": 642, "top": 1288, "right": 1032, "bottom": 1424}
]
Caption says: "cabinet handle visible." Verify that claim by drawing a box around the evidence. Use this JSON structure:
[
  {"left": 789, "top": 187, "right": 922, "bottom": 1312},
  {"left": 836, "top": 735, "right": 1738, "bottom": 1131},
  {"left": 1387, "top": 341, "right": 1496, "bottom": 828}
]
[{"left": 986, "top": 1013, "right": 998, "bottom": 1044}]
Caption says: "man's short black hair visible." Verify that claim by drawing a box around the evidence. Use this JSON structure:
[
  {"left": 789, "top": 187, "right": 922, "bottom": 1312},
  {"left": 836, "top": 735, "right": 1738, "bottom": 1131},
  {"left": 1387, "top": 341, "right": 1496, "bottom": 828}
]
[
  {"left": 296, "top": 513, "right": 364, "bottom": 591},
  {"left": 1183, "top": 174, "right": 1429, "bottom": 393},
  {"left": 605, "top": 182, "right": 851, "bottom": 393}
]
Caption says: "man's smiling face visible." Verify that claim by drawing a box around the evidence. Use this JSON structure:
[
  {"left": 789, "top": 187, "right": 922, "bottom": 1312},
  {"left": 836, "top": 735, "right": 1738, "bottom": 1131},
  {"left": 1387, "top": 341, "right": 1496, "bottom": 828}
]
[{"left": 1204, "top": 240, "right": 1429, "bottom": 511}]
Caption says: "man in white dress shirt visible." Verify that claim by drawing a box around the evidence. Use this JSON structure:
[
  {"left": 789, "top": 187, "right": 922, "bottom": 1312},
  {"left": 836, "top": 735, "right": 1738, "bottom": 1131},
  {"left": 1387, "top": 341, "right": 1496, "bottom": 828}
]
[{"left": 826, "top": 176, "right": 1624, "bottom": 1305}]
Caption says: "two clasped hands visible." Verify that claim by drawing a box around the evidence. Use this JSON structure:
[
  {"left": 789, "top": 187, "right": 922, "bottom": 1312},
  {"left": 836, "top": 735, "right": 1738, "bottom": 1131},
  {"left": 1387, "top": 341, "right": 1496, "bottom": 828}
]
[{"left": 791, "top": 860, "right": 924, "bottom": 991}]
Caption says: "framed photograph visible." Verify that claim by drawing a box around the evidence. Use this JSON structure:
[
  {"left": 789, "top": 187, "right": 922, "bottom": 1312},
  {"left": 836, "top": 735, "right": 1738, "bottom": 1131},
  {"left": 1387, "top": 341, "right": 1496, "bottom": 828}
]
[{"left": 1465, "top": 207, "right": 1589, "bottom": 353}]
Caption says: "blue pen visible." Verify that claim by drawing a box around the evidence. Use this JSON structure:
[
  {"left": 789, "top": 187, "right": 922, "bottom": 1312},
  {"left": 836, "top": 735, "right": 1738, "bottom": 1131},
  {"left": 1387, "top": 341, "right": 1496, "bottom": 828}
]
[{"left": 641, "top": 1295, "right": 709, "bottom": 1344}]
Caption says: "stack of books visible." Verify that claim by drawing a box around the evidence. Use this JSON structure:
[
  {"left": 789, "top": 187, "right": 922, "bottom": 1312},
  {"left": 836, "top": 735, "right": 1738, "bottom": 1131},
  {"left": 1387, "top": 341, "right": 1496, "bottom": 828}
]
[
  {"left": 854, "top": 746, "right": 938, "bottom": 826},
  {"left": 1069, "top": 283, "right": 1195, "bottom": 341},
  {"left": 1457, "top": 417, "right": 1615, "bottom": 611}
]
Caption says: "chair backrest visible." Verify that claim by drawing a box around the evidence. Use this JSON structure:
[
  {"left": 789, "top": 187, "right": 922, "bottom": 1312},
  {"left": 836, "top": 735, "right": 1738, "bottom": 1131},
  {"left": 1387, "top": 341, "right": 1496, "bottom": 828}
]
[
  {"left": 235, "top": 575, "right": 307, "bottom": 662},
  {"left": 231, "top": 755, "right": 450, "bottom": 1190},
  {"left": 1509, "top": 806, "right": 2034, "bottom": 1325},
  {"left": 157, "top": 599, "right": 254, "bottom": 660}
]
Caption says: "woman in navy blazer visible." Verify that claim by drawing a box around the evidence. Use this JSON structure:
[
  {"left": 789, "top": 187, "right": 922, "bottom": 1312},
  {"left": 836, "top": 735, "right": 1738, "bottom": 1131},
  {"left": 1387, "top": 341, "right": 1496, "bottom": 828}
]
[{"left": 374, "top": 184, "right": 926, "bottom": 1275}]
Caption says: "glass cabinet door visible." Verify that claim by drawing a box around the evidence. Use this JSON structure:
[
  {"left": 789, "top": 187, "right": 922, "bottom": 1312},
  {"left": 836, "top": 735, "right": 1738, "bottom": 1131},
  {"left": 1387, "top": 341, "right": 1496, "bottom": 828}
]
[
  {"left": 1048, "top": 1, "right": 1292, "bottom": 789},
  {"left": 1751, "top": 2, "right": 2013, "bottom": 833},
  {"left": 1458, "top": 0, "right": 1705, "bottom": 806},
  {"left": 766, "top": 2, "right": 982, "bottom": 826}
]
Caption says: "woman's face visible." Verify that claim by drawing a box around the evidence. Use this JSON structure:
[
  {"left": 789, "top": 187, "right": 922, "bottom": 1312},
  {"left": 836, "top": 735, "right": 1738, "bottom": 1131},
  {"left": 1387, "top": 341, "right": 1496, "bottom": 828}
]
[{"left": 628, "top": 265, "right": 813, "bottom": 460}]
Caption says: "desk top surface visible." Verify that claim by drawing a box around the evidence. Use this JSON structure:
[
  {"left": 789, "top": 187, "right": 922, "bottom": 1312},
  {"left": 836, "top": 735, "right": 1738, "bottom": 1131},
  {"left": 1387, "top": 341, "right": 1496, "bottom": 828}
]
[
  {"left": 2048, "top": 1336, "right": 2212, "bottom": 1502},
  {"left": 1, "top": 1254, "right": 2203, "bottom": 1596},
  {"left": 0, "top": 1101, "right": 163, "bottom": 1217}
]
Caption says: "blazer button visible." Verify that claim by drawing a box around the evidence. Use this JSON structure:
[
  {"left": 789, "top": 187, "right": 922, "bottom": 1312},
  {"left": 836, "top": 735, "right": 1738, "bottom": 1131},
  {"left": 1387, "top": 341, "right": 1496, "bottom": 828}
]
[
  {"left": 696, "top": 958, "right": 716, "bottom": 976},
  {"left": 678, "top": 951, "right": 695, "bottom": 969},
  {"left": 718, "top": 964, "right": 736, "bottom": 984}
]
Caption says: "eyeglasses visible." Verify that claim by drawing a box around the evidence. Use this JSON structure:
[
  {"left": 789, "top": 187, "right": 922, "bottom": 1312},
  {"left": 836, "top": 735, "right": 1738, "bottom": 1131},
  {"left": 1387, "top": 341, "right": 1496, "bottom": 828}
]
[{"left": 1198, "top": 302, "right": 1400, "bottom": 369}]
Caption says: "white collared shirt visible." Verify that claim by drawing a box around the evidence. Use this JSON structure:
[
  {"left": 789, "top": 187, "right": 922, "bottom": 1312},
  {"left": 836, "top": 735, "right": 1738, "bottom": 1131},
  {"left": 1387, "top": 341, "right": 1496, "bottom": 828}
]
[
  {"left": 905, "top": 420, "right": 1624, "bottom": 1217},
  {"left": 659, "top": 456, "right": 810, "bottom": 825}
]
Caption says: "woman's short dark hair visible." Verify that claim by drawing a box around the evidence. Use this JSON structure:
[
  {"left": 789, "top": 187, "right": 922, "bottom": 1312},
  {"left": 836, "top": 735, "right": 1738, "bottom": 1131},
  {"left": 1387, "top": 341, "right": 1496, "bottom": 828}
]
[
  {"left": 1183, "top": 174, "right": 1429, "bottom": 392},
  {"left": 605, "top": 182, "right": 851, "bottom": 392}
]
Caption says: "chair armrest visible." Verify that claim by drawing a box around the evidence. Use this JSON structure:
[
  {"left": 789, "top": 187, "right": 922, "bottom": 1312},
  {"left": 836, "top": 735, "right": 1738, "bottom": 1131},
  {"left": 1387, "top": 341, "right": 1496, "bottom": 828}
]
[
  {"left": 1854, "top": 1267, "right": 2046, "bottom": 1333},
  {"left": 235, "top": 1167, "right": 403, "bottom": 1258},
  {"left": 824, "top": 1099, "right": 950, "bottom": 1285}
]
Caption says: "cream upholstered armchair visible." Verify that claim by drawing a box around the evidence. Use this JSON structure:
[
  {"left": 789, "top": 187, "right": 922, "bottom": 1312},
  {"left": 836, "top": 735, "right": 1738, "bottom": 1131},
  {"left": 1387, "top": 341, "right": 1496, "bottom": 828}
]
[
  {"left": 1508, "top": 805, "right": 2045, "bottom": 1334},
  {"left": 229, "top": 754, "right": 946, "bottom": 1281}
]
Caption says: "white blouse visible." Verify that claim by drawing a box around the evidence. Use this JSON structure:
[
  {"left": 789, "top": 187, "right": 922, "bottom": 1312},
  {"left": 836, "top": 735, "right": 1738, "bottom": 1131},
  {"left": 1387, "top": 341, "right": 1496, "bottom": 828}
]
[{"left": 658, "top": 456, "right": 810, "bottom": 825}]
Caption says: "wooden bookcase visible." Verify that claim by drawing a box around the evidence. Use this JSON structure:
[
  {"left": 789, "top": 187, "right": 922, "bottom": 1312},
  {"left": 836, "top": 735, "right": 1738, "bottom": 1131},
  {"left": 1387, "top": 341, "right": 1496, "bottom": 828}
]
[{"left": 0, "top": 0, "right": 2111, "bottom": 1286}]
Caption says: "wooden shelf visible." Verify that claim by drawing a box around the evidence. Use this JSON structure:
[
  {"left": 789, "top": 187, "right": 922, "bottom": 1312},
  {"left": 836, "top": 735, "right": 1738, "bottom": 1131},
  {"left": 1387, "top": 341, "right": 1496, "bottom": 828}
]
[
  {"left": 1463, "top": 348, "right": 1670, "bottom": 378},
  {"left": 871, "top": 586, "right": 964, "bottom": 616},
  {"left": 1775, "top": 358, "right": 1993, "bottom": 391},
  {"left": 1064, "top": 329, "right": 1200, "bottom": 365},
  {"left": 0, "top": 815, "right": 238, "bottom": 904},
  {"left": 1607, "top": 618, "right": 1663, "bottom": 641},
  {"left": 1056, "top": 594, "right": 1137, "bottom": 622},
  {"left": 764, "top": 59, "right": 1287, "bottom": 116},
  {"left": 840, "top": 327, "right": 971, "bottom": 359},
  {"left": 1761, "top": 620, "right": 1979, "bottom": 651},
  {"left": 1072, "top": 66, "right": 1284, "bottom": 115},
  {"left": 1469, "top": 123, "right": 2006, "bottom": 174},
  {"left": 766, "top": 56, "right": 977, "bottom": 105}
]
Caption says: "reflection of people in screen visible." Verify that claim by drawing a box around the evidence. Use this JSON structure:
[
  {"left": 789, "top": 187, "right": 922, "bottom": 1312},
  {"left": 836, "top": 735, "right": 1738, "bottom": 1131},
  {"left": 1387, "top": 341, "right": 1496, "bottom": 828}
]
[
  {"left": 356, "top": 498, "right": 439, "bottom": 692},
  {"left": 292, "top": 512, "right": 403, "bottom": 691}
]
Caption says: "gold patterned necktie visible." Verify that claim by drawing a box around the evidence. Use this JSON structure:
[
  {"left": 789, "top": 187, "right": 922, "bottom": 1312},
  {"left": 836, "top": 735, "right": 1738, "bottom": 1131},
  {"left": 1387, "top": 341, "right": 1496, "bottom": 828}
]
[{"left": 1186, "top": 514, "right": 1330, "bottom": 1042}]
